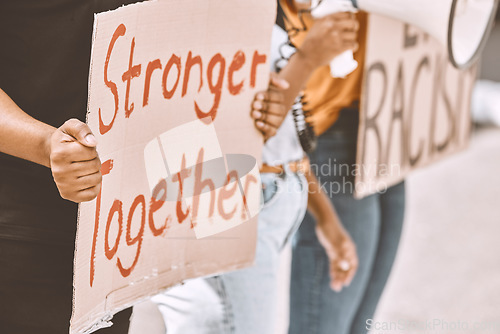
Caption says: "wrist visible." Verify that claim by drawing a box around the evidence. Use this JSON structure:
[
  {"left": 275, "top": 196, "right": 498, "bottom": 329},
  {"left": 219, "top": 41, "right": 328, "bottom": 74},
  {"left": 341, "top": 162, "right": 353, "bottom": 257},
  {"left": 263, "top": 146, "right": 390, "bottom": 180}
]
[
  {"left": 293, "top": 49, "right": 318, "bottom": 76},
  {"left": 40, "top": 125, "right": 56, "bottom": 168},
  {"left": 316, "top": 212, "right": 344, "bottom": 234},
  {"left": 315, "top": 223, "right": 339, "bottom": 253}
]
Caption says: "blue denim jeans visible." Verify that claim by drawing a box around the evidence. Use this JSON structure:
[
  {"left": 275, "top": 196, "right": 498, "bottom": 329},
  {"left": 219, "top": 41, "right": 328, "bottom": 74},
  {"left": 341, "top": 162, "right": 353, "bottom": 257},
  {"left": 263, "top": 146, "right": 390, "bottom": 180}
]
[
  {"left": 153, "top": 169, "right": 308, "bottom": 334},
  {"left": 289, "top": 107, "right": 406, "bottom": 334}
]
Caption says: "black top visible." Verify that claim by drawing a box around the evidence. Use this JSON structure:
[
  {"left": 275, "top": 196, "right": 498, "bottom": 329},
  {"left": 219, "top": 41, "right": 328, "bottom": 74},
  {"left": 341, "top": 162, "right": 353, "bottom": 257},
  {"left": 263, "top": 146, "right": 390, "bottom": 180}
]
[{"left": 0, "top": 0, "right": 138, "bottom": 243}]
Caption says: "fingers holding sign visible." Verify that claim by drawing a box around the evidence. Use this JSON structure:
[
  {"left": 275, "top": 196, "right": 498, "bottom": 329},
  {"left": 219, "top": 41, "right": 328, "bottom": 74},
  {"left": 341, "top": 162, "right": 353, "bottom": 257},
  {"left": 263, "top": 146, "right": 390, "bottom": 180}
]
[
  {"left": 251, "top": 73, "right": 290, "bottom": 141},
  {"left": 50, "top": 119, "right": 102, "bottom": 203}
]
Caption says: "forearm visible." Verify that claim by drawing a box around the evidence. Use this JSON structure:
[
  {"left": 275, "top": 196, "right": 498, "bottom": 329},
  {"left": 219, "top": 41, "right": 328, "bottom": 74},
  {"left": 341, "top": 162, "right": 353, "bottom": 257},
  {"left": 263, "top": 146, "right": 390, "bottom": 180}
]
[
  {"left": 305, "top": 170, "right": 350, "bottom": 260},
  {"left": 0, "top": 89, "right": 55, "bottom": 167},
  {"left": 306, "top": 170, "right": 335, "bottom": 223},
  {"left": 276, "top": 11, "right": 360, "bottom": 114},
  {"left": 276, "top": 51, "right": 316, "bottom": 114}
]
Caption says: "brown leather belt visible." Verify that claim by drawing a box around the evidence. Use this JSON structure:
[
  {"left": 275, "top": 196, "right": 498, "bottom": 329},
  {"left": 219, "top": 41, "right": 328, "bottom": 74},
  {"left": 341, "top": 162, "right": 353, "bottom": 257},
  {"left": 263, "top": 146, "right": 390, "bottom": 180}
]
[{"left": 260, "top": 157, "right": 310, "bottom": 175}]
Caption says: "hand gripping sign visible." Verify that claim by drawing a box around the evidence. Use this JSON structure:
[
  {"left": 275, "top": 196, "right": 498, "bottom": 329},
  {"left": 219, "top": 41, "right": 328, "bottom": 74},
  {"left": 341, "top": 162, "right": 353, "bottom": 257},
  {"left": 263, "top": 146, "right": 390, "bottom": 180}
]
[{"left": 71, "top": 0, "right": 275, "bottom": 333}]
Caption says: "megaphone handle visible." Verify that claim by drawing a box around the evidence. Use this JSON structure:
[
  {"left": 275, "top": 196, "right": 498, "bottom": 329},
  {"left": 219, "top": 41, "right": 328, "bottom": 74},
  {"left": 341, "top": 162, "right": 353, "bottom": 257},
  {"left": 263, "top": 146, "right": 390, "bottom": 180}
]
[{"left": 330, "top": 50, "right": 358, "bottom": 78}]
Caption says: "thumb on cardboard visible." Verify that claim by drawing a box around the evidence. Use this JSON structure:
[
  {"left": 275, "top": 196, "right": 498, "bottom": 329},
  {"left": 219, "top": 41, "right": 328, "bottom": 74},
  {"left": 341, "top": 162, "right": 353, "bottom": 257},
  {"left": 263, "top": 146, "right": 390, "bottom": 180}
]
[{"left": 60, "top": 118, "right": 97, "bottom": 147}]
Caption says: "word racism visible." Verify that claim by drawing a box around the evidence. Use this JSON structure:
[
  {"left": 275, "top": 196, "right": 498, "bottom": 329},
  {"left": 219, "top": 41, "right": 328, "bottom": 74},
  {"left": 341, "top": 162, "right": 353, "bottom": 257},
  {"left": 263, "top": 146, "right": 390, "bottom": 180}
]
[
  {"left": 98, "top": 23, "right": 267, "bottom": 135},
  {"left": 358, "top": 22, "right": 476, "bottom": 188}
]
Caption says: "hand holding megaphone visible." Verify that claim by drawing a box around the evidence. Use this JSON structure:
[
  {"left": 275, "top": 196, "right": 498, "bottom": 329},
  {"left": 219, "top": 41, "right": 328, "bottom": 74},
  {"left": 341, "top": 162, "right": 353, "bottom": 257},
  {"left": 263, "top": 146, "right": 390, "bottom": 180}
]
[
  {"left": 313, "top": 0, "right": 499, "bottom": 69},
  {"left": 297, "top": 10, "right": 359, "bottom": 78},
  {"left": 310, "top": 0, "right": 359, "bottom": 78}
]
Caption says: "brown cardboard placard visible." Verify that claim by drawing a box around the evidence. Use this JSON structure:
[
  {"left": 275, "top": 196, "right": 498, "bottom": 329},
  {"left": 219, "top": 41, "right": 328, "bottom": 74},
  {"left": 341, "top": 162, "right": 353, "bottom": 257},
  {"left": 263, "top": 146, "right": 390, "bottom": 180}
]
[
  {"left": 355, "top": 14, "right": 477, "bottom": 198},
  {"left": 71, "top": 1, "right": 275, "bottom": 332}
]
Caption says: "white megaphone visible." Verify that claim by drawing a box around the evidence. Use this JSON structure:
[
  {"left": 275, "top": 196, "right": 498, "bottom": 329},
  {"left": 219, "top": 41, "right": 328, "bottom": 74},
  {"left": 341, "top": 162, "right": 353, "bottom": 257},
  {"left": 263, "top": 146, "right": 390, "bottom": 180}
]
[{"left": 312, "top": 0, "right": 499, "bottom": 76}]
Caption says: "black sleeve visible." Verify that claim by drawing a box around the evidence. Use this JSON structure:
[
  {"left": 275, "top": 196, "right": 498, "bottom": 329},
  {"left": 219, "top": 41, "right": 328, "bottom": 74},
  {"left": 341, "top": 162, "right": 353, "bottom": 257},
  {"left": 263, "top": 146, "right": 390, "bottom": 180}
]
[{"left": 276, "top": 0, "right": 286, "bottom": 31}]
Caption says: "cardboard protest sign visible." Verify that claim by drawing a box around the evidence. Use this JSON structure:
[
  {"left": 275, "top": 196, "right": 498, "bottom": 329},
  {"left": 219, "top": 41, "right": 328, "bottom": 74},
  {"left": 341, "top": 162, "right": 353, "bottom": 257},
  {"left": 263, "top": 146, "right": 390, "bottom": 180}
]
[
  {"left": 355, "top": 14, "right": 477, "bottom": 198},
  {"left": 71, "top": 1, "right": 275, "bottom": 333}
]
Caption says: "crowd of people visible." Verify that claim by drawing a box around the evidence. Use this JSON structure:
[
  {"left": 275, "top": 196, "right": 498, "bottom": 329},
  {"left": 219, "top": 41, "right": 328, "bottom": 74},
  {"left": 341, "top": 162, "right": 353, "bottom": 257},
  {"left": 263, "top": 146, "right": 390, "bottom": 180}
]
[{"left": 0, "top": 1, "right": 407, "bottom": 333}]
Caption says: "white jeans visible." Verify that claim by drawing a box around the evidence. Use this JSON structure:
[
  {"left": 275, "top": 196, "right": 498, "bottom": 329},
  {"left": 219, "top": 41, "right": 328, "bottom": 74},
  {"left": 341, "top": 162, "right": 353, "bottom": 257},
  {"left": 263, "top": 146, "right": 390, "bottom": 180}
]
[{"left": 152, "top": 170, "right": 308, "bottom": 334}]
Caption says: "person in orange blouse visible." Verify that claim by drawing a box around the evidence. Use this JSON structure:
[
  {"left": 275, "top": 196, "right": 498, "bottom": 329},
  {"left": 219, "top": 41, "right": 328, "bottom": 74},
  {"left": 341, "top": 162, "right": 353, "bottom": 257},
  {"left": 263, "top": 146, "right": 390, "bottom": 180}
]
[{"left": 280, "top": 2, "right": 406, "bottom": 334}]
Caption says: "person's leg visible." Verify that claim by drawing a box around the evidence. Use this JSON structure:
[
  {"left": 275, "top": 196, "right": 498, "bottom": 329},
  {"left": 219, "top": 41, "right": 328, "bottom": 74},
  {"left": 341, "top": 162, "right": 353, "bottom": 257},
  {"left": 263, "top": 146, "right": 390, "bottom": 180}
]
[
  {"left": 349, "top": 181, "right": 406, "bottom": 334},
  {"left": 289, "top": 108, "right": 382, "bottom": 334},
  {"left": 152, "top": 277, "right": 233, "bottom": 334},
  {"left": 220, "top": 171, "right": 308, "bottom": 334},
  {"left": 289, "top": 195, "right": 381, "bottom": 334}
]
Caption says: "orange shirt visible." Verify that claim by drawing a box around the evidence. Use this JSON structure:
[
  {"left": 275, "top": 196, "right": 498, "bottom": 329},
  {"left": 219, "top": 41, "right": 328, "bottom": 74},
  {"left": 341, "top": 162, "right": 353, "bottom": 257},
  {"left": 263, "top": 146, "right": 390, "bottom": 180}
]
[{"left": 281, "top": 2, "right": 368, "bottom": 135}]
